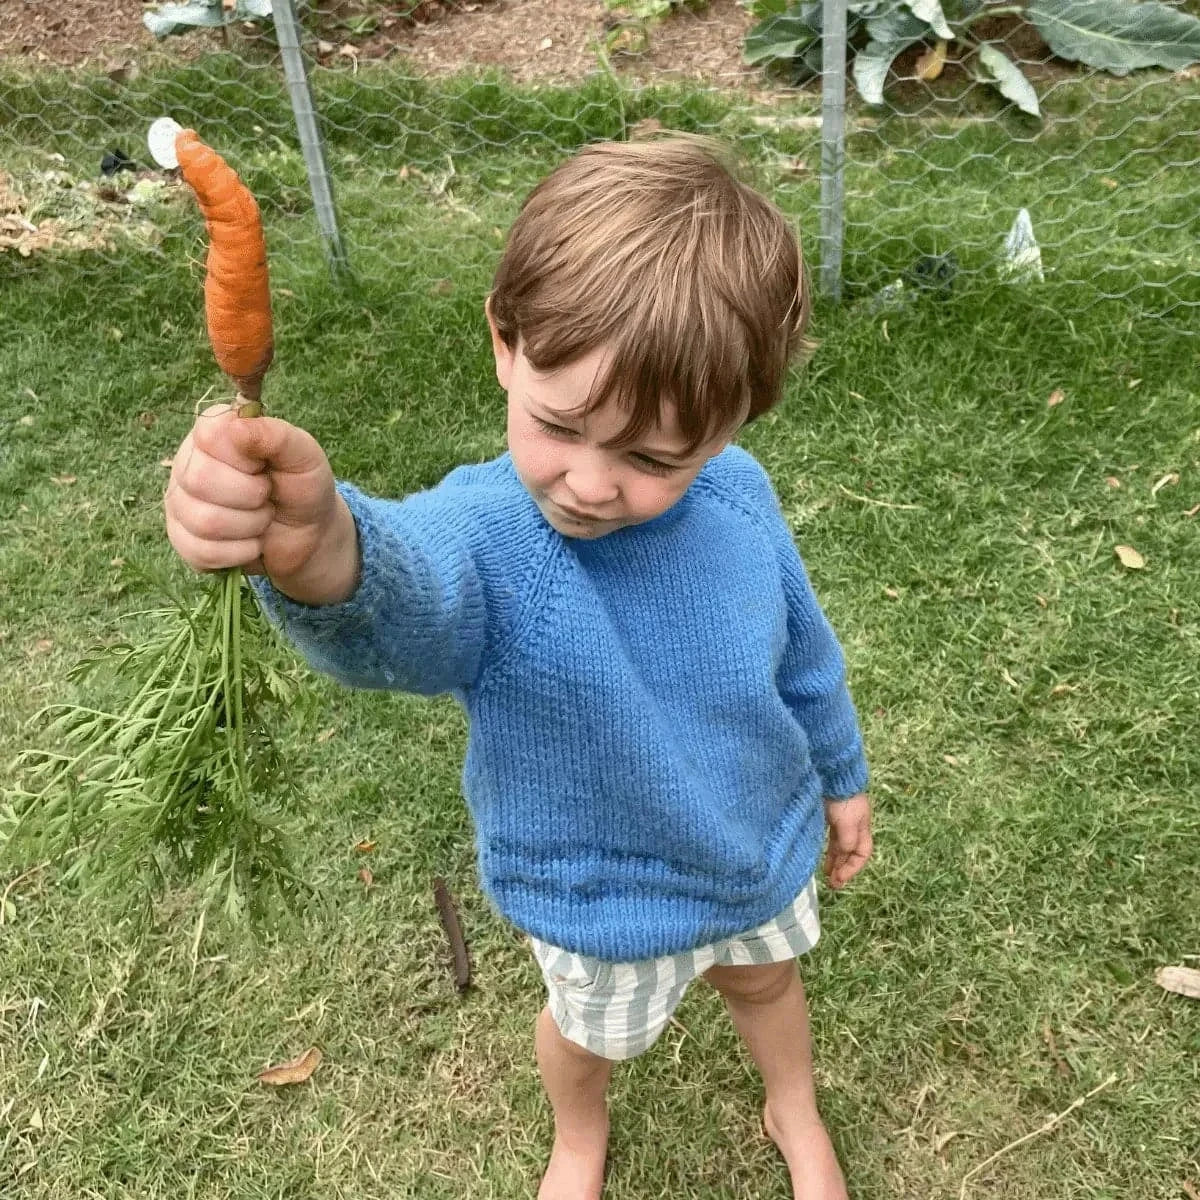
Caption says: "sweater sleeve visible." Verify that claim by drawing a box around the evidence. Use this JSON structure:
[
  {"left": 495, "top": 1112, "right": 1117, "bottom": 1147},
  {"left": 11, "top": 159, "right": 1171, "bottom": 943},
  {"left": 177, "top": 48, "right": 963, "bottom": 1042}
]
[
  {"left": 250, "top": 479, "right": 498, "bottom": 696},
  {"left": 775, "top": 545, "right": 870, "bottom": 799},
  {"left": 733, "top": 452, "right": 869, "bottom": 799}
]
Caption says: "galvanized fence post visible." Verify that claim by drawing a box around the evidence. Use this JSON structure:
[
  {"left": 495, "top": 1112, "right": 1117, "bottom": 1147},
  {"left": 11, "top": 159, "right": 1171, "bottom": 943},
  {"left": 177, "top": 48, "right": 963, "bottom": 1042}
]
[
  {"left": 272, "top": 0, "right": 350, "bottom": 280},
  {"left": 819, "top": 0, "right": 847, "bottom": 301}
]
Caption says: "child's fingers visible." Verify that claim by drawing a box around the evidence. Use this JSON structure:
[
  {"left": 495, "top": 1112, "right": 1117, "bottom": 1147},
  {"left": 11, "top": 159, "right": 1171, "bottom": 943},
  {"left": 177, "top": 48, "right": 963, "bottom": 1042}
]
[
  {"left": 165, "top": 516, "right": 266, "bottom": 573},
  {"left": 190, "top": 404, "right": 323, "bottom": 481},
  {"left": 169, "top": 443, "right": 274, "bottom": 511},
  {"left": 824, "top": 826, "right": 873, "bottom": 889},
  {"left": 169, "top": 495, "right": 275, "bottom": 544}
]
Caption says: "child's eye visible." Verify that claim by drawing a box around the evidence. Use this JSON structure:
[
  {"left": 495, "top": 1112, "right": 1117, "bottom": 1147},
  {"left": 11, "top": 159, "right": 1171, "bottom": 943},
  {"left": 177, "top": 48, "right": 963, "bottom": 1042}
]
[
  {"left": 534, "top": 416, "right": 578, "bottom": 439},
  {"left": 632, "top": 454, "right": 679, "bottom": 476}
]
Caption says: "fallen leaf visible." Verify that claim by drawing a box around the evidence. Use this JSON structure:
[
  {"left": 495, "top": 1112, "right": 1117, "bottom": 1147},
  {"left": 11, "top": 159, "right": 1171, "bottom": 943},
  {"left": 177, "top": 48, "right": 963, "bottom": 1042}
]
[
  {"left": 1048, "top": 683, "right": 1075, "bottom": 698},
  {"left": 257, "top": 1046, "right": 322, "bottom": 1086},
  {"left": 19, "top": 414, "right": 34, "bottom": 426},
  {"left": 1127, "top": 378, "right": 1142, "bottom": 389},
  {"left": 358, "top": 867, "right": 374, "bottom": 890},
  {"left": 883, "top": 586, "right": 900, "bottom": 600},
  {"left": 1047, "top": 388, "right": 1065, "bottom": 407},
  {"left": 1104, "top": 476, "right": 1121, "bottom": 489},
  {"left": 1114, "top": 544, "right": 1145, "bottom": 570},
  {"left": 354, "top": 839, "right": 376, "bottom": 853},
  {"left": 1155, "top": 965, "right": 1200, "bottom": 999},
  {"left": 1150, "top": 472, "right": 1179, "bottom": 496},
  {"left": 315, "top": 726, "right": 337, "bottom": 743},
  {"left": 28, "top": 1108, "right": 43, "bottom": 1132},
  {"left": 943, "top": 753, "right": 960, "bottom": 766},
  {"left": 1035, "top": 594, "right": 1048, "bottom": 608},
  {"left": 33, "top": 639, "right": 54, "bottom": 654},
  {"left": 916, "top": 39, "right": 948, "bottom": 82},
  {"left": 50, "top": 475, "right": 77, "bottom": 485},
  {"left": 137, "top": 410, "right": 157, "bottom": 429},
  {"left": 1100, "top": 176, "right": 1118, "bottom": 189}
]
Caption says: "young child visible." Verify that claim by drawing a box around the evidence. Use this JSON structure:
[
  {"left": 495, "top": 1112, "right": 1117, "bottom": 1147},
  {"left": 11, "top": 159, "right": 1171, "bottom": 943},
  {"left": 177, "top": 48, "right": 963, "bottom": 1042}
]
[{"left": 164, "top": 135, "right": 872, "bottom": 1200}]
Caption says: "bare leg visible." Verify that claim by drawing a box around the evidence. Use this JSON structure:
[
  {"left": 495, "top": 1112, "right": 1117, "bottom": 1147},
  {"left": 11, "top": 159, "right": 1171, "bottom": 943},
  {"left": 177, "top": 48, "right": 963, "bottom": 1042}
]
[
  {"left": 705, "top": 961, "right": 848, "bottom": 1200},
  {"left": 535, "top": 1005, "right": 613, "bottom": 1200}
]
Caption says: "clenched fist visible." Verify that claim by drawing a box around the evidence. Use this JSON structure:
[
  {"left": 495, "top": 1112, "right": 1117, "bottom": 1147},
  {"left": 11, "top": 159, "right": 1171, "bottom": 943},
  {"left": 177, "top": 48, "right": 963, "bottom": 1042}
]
[{"left": 164, "top": 404, "right": 359, "bottom": 605}]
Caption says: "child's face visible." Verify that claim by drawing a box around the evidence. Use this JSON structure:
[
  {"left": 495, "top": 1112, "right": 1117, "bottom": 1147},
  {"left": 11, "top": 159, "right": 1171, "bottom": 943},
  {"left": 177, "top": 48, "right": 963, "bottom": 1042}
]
[{"left": 491, "top": 325, "right": 737, "bottom": 540}]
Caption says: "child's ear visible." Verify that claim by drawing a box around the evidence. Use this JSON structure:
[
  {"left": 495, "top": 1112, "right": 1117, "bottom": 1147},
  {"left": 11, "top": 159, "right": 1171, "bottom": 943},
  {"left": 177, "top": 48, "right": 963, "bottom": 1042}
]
[{"left": 485, "top": 296, "right": 515, "bottom": 390}]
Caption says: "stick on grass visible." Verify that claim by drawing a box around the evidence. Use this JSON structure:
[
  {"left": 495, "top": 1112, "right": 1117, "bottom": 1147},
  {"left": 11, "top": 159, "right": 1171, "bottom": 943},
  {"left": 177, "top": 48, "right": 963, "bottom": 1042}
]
[{"left": 958, "top": 1073, "right": 1119, "bottom": 1197}]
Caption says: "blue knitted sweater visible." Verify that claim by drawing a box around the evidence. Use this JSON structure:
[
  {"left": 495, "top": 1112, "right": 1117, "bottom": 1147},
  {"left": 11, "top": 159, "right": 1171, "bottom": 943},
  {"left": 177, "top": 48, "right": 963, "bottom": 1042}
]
[{"left": 253, "top": 446, "right": 868, "bottom": 960}]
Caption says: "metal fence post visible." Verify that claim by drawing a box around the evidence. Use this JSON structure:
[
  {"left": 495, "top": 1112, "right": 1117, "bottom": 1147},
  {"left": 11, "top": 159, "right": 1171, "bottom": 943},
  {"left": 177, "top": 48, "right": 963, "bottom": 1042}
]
[
  {"left": 272, "top": 0, "right": 350, "bottom": 280},
  {"left": 819, "top": 0, "right": 847, "bottom": 301}
]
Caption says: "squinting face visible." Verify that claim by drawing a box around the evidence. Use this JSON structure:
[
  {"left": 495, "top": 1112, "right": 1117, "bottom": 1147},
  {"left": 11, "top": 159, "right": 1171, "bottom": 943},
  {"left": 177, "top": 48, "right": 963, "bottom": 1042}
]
[{"left": 491, "top": 321, "right": 739, "bottom": 540}]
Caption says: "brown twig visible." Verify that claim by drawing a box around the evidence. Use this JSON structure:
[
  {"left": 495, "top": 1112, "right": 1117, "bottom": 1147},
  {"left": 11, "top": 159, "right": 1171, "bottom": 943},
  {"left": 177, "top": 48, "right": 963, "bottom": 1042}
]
[
  {"left": 433, "top": 877, "right": 471, "bottom": 991},
  {"left": 0, "top": 862, "right": 48, "bottom": 926},
  {"left": 958, "top": 1073, "right": 1118, "bottom": 1198}
]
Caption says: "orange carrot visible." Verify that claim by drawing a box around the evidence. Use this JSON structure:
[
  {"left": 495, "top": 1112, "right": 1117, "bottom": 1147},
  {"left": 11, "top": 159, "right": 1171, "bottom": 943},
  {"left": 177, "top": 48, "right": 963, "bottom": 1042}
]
[{"left": 175, "top": 130, "right": 274, "bottom": 403}]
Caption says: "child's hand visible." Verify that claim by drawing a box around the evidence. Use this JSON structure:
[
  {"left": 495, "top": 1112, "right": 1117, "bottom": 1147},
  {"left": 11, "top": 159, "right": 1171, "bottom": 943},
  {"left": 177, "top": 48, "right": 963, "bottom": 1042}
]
[
  {"left": 165, "top": 404, "right": 359, "bottom": 605},
  {"left": 822, "top": 793, "right": 872, "bottom": 889}
]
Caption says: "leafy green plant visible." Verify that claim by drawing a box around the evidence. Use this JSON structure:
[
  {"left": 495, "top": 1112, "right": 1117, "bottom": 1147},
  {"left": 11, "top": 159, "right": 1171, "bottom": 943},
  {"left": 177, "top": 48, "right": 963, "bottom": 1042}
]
[
  {"left": 1, "top": 570, "right": 309, "bottom": 934},
  {"left": 743, "top": 0, "right": 1200, "bottom": 118},
  {"left": 603, "top": 0, "right": 708, "bottom": 56}
]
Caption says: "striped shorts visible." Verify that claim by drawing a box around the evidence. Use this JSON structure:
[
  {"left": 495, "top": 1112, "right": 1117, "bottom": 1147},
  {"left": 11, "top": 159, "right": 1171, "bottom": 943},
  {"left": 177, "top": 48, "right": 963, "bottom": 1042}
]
[{"left": 529, "top": 878, "right": 820, "bottom": 1061}]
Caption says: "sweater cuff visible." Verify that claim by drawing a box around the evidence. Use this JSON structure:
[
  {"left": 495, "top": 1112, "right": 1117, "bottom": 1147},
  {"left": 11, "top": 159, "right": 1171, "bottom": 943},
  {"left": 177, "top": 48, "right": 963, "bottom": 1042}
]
[
  {"left": 819, "top": 750, "right": 870, "bottom": 800},
  {"left": 249, "top": 482, "right": 379, "bottom": 632}
]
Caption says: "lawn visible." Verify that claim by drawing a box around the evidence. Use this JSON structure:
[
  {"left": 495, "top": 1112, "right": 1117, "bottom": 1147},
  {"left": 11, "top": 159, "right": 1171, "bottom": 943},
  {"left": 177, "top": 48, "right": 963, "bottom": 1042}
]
[{"left": 1, "top": 55, "right": 1198, "bottom": 1200}]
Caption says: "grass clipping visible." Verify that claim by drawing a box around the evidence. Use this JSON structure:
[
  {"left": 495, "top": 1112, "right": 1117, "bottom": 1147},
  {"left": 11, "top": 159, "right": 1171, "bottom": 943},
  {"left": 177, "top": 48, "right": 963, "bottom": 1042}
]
[{"left": 0, "top": 130, "right": 307, "bottom": 934}]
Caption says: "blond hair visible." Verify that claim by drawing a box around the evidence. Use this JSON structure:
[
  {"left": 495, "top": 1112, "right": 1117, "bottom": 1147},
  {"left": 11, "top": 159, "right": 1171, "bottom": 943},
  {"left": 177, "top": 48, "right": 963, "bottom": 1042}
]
[{"left": 488, "top": 134, "right": 811, "bottom": 452}]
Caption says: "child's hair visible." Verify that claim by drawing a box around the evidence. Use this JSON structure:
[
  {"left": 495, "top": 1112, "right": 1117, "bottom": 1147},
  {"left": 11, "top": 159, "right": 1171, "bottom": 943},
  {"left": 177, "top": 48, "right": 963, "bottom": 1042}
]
[{"left": 488, "top": 134, "right": 812, "bottom": 453}]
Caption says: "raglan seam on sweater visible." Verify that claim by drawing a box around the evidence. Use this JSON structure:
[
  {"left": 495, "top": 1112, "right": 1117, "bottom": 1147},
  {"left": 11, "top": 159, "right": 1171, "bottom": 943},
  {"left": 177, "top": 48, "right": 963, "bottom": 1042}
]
[{"left": 473, "top": 532, "right": 570, "bottom": 695}]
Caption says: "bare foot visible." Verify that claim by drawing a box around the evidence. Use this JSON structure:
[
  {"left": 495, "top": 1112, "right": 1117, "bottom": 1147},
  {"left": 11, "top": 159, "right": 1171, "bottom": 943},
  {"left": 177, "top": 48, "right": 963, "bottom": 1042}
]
[
  {"left": 537, "top": 1122, "right": 608, "bottom": 1200},
  {"left": 763, "top": 1103, "right": 849, "bottom": 1200}
]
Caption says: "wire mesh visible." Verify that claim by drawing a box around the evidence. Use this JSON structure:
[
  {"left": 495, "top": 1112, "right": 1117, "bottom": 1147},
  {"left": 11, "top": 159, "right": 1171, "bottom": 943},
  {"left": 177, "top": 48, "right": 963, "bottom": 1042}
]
[{"left": 0, "top": 0, "right": 1196, "bottom": 323}]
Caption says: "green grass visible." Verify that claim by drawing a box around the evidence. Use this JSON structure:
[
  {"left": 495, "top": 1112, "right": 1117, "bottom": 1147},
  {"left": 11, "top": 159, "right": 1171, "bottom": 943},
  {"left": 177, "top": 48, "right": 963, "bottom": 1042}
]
[{"left": 2, "top": 62, "right": 1199, "bottom": 1200}]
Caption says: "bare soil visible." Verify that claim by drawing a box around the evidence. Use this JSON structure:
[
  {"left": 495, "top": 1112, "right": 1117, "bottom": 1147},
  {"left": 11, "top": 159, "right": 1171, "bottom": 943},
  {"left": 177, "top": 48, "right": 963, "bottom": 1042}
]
[
  {"left": 0, "top": 0, "right": 1090, "bottom": 103},
  {"left": 0, "top": 0, "right": 761, "bottom": 90}
]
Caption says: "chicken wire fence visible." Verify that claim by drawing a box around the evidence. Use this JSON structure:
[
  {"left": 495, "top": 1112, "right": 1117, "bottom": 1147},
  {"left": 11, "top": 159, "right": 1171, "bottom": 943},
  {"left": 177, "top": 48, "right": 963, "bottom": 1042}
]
[{"left": 1, "top": 0, "right": 1198, "bottom": 323}]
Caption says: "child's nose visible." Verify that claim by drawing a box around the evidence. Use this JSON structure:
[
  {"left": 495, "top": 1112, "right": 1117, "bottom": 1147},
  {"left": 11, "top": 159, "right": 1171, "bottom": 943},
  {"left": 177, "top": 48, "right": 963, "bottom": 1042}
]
[{"left": 564, "top": 452, "right": 620, "bottom": 507}]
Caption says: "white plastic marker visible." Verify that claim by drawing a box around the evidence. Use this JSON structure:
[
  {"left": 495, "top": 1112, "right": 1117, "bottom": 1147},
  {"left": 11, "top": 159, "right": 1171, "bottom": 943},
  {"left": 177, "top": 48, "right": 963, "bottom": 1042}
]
[{"left": 147, "top": 116, "right": 185, "bottom": 169}]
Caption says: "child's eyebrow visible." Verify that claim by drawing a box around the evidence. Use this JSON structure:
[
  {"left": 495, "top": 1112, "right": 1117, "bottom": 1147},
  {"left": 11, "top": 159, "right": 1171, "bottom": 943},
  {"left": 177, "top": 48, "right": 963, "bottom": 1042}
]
[
  {"left": 626, "top": 442, "right": 689, "bottom": 461},
  {"left": 526, "top": 394, "right": 585, "bottom": 422},
  {"left": 527, "top": 394, "right": 691, "bottom": 459}
]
